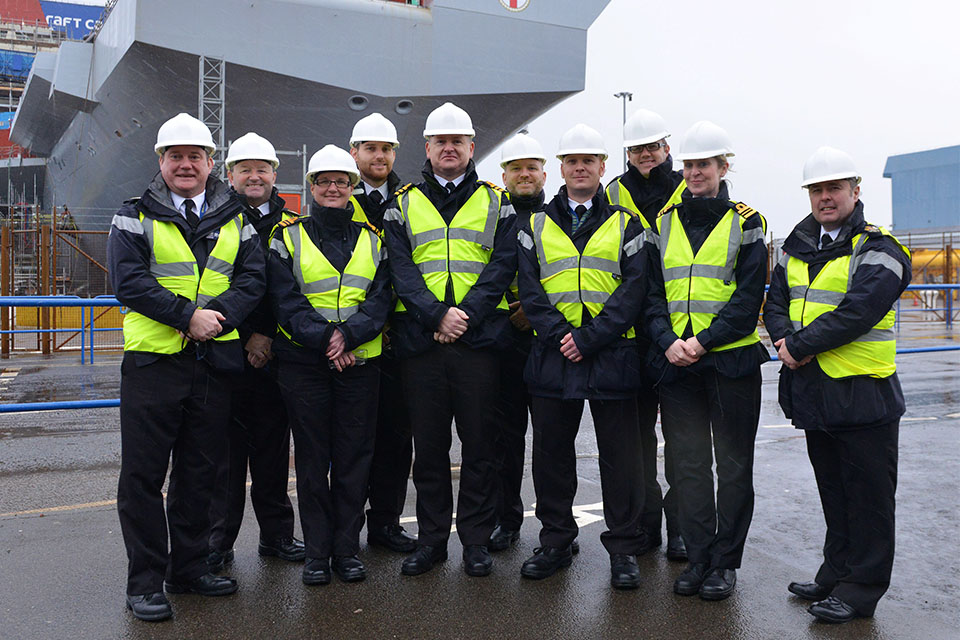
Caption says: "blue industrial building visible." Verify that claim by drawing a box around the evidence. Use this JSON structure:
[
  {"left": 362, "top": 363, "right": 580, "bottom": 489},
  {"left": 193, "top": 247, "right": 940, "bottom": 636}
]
[{"left": 883, "top": 145, "right": 960, "bottom": 233}]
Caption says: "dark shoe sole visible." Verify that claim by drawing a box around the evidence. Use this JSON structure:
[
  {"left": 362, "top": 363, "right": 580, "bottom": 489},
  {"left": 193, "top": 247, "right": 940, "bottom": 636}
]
[
  {"left": 788, "top": 584, "right": 831, "bottom": 601},
  {"left": 302, "top": 573, "right": 332, "bottom": 586},
  {"left": 163, "top": 582, "right": 238, "bottom": 597},
  {"left": 611, "top": 576, "right": 641, "bottom": 590},
  {"left": 520, "top": 557, "right": 573, "bottom": 580},
  {"left": 334, "top": 571, "right": 366, "bottom": 583},
  {"left": 400, "top": 551, "right": 448, "bottom": 576},
  {"left": 464, "top": 563, "right": 492, "bottom": 577},
  {"left": 699, "top": 587, "right": 734, "bottom": 601},
  {"left": 126, "top": 601, "right": 172, "bottom": 622},
  {"left": 666, "top": 550, "right": 688, "bottom": 561},
  {"left": 258, "top": 544, "right": 306, "bottom": 562},
  {"left": 808, "top": 608, "right": 859, "bottom": 624},
  {"left": 673, "top": 581, "right": 703, "bottom": 596}
]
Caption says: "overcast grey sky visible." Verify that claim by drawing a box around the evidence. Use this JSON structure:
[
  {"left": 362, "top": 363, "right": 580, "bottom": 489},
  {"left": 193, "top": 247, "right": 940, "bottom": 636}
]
[{"left": 476, "top": 0, "right": 958, "bottom": 238}]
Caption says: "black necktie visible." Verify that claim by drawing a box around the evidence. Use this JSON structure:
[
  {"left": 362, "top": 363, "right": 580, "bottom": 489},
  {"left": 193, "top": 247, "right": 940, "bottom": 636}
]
[
  {"left": 369, "top": 190, "right": 384, "bottom": 206},
  {"left": 184, "top": 198, "right": 199, "bottom": 229},
  {"left": 820, "top": 234, "right": 833, "bottom": 250},
  {"left": 445, "top": 181, "right": 456, "bottom": 194},
  {"left": 572, "top": 205, "right": 587, "bottom": 233}
]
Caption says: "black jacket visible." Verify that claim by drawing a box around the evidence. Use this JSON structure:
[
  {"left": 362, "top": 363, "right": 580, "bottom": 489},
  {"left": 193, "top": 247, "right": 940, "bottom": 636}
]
[
  {"left": 383, "top": 159, "right": 518, "bottom": 358},
  {"left": 517, "top": 186, "right": 646, "bottom": 400},
  {"left": 763, "top": 201, "right": 911, "bottom": 430},
  {"left": 267, "top": 201, "right": 391, "bottom": 366},
  {"left": 352, "top": 171, "right": 403, "bottom": 230},
  {"left": 607, "top": 155, "right": 684, "bottom": 228},
  {"left": 107, "top": 172, "right": 265, "bottom": 371},
  {"left": 644, "top": 183, "right": 770, "bottom": 383}
]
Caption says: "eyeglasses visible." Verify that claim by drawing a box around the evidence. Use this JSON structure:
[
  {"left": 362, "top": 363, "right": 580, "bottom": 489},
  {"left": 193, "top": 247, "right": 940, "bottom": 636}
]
[
  {"left": 314, "top": 178, "right": 352, "bottom": 189},
  {"left": 627, "top": 142, "right": 666, "bottom": 154}
]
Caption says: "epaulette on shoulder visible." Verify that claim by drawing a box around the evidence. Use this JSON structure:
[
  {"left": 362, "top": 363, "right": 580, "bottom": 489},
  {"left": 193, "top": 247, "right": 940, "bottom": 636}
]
[
  {"left": 657, "top": 203, "right": 679, "bottom": 218},
  {"left": 393, "top": 183, "right": 414, "bottom": 197},
  {"left": 123, "top": 196, "right": 141, "bottom": 205},
  {"left": 863, "top": 223, "right": 882, "bottom": 237},
  {"left": 277, "top": 215, "right": 303, "bottom": 228},
  {"left": 281, "top": 208, "right": 299, "bottom": 218},
  {"left": 732, "top": 201, "right": 761, "bottom": 220},
  {"left": 608, "top": 203, "right": 639, "bottom": 220},
  {"left": 362, "top": 220, "right": 383, "bottom": 237},
  {"left": 481, "top": 180, "right": 505, "bottom": 192}
]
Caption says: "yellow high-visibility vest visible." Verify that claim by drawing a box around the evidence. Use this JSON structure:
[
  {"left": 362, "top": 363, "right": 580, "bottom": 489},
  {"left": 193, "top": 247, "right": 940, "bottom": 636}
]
[
  {"left": 784, "top": 225, "right": 909, "bottom": 378},
  {"left": 123, "top": 214, "right": 242, "bottom": 353},
  {"left": 605, "top": 179, "right": 685, "bottom": 228}
]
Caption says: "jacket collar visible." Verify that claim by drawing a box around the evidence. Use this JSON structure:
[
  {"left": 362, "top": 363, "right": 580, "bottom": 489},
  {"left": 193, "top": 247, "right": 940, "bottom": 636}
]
[{"left": 783, "top": 200, "right": 867, "bottom": 261}]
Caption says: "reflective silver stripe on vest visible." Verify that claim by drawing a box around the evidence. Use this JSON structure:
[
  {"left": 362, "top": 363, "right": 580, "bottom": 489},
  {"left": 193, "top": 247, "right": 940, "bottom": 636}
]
[
  {"left": 721, "top": 212, "right": 742, "bottom": 282},
  {"left": 270, "top": 237, "right": 289, "bottom": 259},
  {"left": 608, "top": 181, "right": 621, "bottom": 205},
  {"left": 412, "top": 228, "right": 446, "bottom": 245},
  {"left": 400, "top": 191, "right": 415, "bottom": 247},
  {"left": 791, "top": 319, "right": 802, "bottom": 330},
  {"left": 240, "top": 223, "right": 256, "bottom": 242},
  {"left": 301, "top": 276, "right": 340, "bottom": 295},
  {"left": 288, "top": 222, "right": 306, "bottom": 292},
  {"left": 789, "top": 285, "right": 808, "bottom": 299},
  {"left": 741, "top": 226, "right": 764, "bottom": 245},
  {"left": 539, "top": 256, "right": 580, "bottom": 278},
  {"left": 341, "top": 274, "right": 372, "bottom": 290},
  {"left": 417, "top": 259, "right": 447, "bottom": 275},
  {"left": 112, "top": 215, "right": 143, "bottom": 234},
  {"left": 449, "top": 259, "right": 485, "bottom": 275},
  {"left": 847, "top": 233, "right": 869, "bottom": 289},
  {"left": 668, "top": 299, "right": 727, "bottom": 314},
  {"left": 204, "top": 256, "right": 234, "bottom": 282},
  {"left": 580, "top": 255, "right": 620, "bottom": 275},
  {"left": 478, "top": 186, "right": 500, "bottom": 248},
  {"left": 581, "top": 290, "right": 612, "bottom": 304},
  {"left": 858, "top": 250, "right": 904, "bottom": 280},
  {"left": 141, "top": 217, "right": 197, "bottom": 279},
  {"left": 196, "top": 293, "right": 214, "bottom": 307},
  {"left": 519, "top": 229, "right": 534, "bottom": 250},
  {"left": 546, "top": 290, "right": 580, "bottom": 305},
  {"left": 803, "top": 288, "right": 846, "bottom": 306},
  {"left": 857, "top": 327, "right": 895, "bottom": 342},
  {"left": 338, "top": 304, "right": 360, "bottom": 320},
  {"left": 662, "top": 264, "right": 732, "bottom": 282},
  {"left": 317, "top": 307, "right": 340, "bottom": 321},
  {"left": 499, "top": 201, "right": 516, "bottom": 220},
  {"left": 383, "top": 206, "right": 404, "bottom": 224},
  {"left": 623, "top": 233, "right": 643, "bottom": 257}
]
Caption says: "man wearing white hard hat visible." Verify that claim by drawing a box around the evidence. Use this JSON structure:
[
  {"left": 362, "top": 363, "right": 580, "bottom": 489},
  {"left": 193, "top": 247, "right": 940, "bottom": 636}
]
[
  {"left": 484, "top": 132, "right": 548, "bottom": 552},
  {"left": 605, "top": 108, "right": 687, "bottom": 562},
  {"left": 108, "top": 112, "right": 265, "bottom": 621},
  {"left": 383, "top": 102, "right": 518, "bottom": 578},
  {"left": 516, "top": 123, "right": 647, "bottom": 589},
  {"left": 645, "top": 121, "right": 768, "bottom": 601},
  {"left": 347, "top": 113, "right": 418, "bottom": 555},
  {"left": 268, "top": 144, "right": 391, "bottom": 586},
  {"left": 764, "top": 147, "right": 911, "bottom": 623},
  {"left": 207, "top": 133, "right": 304, "bottom": 573}
]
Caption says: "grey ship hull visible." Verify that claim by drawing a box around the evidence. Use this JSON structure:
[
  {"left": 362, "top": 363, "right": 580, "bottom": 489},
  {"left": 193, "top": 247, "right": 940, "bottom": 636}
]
[{"left": 12, "top": 0, "right": 610, "bottom": 228}]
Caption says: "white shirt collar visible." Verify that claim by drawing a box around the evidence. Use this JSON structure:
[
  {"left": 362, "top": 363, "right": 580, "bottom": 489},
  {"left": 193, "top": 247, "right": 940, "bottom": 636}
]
[
  {"left": 256, "top": 201, "right": 271, "bottom": 216},
  {"left": 170, "top": 192, "right": 206, "bottom": 219},
  {"left": 568, "top": 197, "right": 593, "bottom": 212},
  {"left": 434, "top": 173, "right": 465, "bottom": 189},
  {"left": 819, "top": 225, "right": 841, "bottom": 249},
  {"left": 363, "top": 180, "right": 389, "bottom": 200}
]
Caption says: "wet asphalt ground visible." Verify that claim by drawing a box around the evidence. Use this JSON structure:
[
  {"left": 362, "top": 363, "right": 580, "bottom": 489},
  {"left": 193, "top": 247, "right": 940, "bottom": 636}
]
[{"left": 0, "top": 323, "right": 957, "bottom": 639}]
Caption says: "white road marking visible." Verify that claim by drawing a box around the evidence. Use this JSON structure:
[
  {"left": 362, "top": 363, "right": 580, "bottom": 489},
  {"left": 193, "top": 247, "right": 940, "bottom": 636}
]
[{"left": 901, "top": 416, "right": 937, "bottom": 422}]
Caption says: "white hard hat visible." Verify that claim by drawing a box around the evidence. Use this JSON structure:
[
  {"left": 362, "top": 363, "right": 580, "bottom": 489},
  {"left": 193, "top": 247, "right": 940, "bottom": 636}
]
[
  {"left": 225, "top": 132, "right": 279, "bottom": 170},
  {"left": 155, "top": 112, "right": 216, "bottom": 156},
  {"left": 556, "top": 123, "right": 608, "bottom": 161},
  {"left": 499, "top": 133, "right": 546, "bottom": 168},
  {"left": 623, "top": 109, "right": 670, "bottom": 148},
  {"left": 423, "top": 102, "right": 475, "bottom": 139},
  {"left": 801, "top": 146, "right": 861, "bottom": 188},
  {"left": 305, "top": 144, "right": 361, "bottom": 186},
  {"left": 675, "top": 121, "right": 734, "bottom": 161},
  {"left": 350, "top": 112, "right": 399, "bottom": 148}
]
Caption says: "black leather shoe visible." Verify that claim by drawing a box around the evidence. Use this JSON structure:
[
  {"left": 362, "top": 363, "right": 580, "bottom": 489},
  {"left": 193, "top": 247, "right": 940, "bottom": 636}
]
[
  {"left": 488, "top": 525, "right": 520, "bottom": 551},
  {"left": 699, "top": 568, "right": 736, "bottom": 601},
  {"left": 302, "top": 557, "right": 331, "bottom": 585},
  {"left": 126, "top": 592, "right": 172, "bottom": 622},
  {"left": 368, "top": 523, "right": 418, "bottom": 553},
  {"left": 400, "top": 545, "right": 448, "bottom": 576},
  {"left": 258, "top": 537, "right": 306, "bottom": 562},
  {"left": 520, "top": 546, "right": 573, "bottom": 580},
  {"left": 571, "top": 538, "right": 580, "bottom": 555},
  {"left": 610, "top": 554, "right": 641, "bottom": 590},
  {"left": 788, "top": 580, "right": 832, "bottom": 601},
  {"left": 635, "top": 529, "right": 662, "bottom": 556},
  {"left": 463, "top": 545, "right": 493, "bottom": 577},
  {"left": 808, "top": 596, "right": 861, "bottom": 623},
  {"left": 666, "top": 535, "right": 687, "bottom": 561},
  {"left": 332, "top": 555, "right": 366, "bottom": 582},
  {"left": 207, "top": 548, "right": 234, "bottom": 572},
  {"left": 673, "top": 562, "right": 709, "bottom": 596},
  {"left": 164, "top": 573, "right": 238, "bottom": 596}
]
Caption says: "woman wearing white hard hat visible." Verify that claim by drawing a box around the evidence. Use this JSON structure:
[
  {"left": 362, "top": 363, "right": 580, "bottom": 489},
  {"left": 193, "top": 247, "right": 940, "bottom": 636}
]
[
  {"left": 268, "top": 144, "right": 391, "bottom": 586},
  {"left": 644, "top": 121, "right": 769, "bottom": 601}
]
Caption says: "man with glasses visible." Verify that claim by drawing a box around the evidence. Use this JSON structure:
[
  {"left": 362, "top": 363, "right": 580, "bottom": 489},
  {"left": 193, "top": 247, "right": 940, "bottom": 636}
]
[
  {"left": 604, "top": 109, "right": 687, "bottom": 561},
  {"left": 346, "top": 114, "right": 418, "bottom": 554},
  {"left": 383, "top": 102, "right": 518, "bottom": 577}
]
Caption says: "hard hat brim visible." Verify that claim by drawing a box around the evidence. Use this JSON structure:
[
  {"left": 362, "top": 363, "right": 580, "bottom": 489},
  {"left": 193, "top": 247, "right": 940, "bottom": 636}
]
[
  {"left": 155, "top": 141, "right": 217, "bottom": 156},
  {"left": 674, "top": 149, "right": 734, "bottom": 161},
  {"left": 801, "top": 172, "right": 862, "bottom": 188},
  {"left": 556, "top": 149, "right": 609, "bottom": 161},
  {"left": 226, "top": 156, "right": 280, "bottom": 170},
  {"left": 423, "top": 128, "right": 476, "bottom": 139},
  {"left": 623, "top": 132, "right": 670, "bottom": 148},
  {"left": 305, "top": 170, "right": 362, "bottom": 187},
  {"left": 350, "top": 137, "right": 400, "bottom": 148},
  {"left": 499, "top": 154, "right": 547, "bottom": 168}
]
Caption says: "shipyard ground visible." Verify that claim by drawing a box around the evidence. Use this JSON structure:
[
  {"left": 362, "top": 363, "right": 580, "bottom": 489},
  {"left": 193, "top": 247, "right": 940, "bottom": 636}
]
[{"left": 0, "top": 324, "right": 957, "bottom": 639}]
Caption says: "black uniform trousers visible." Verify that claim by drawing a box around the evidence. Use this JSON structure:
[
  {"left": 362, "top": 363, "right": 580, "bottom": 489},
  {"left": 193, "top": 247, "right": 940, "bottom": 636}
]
[
  {"left": 277, "top": 359, "right": 379, "bottom": 559},
  {"left": 805, "top": 420, "right": 898, "bottom": 616},
  {"left": 530, "top": 395, "right": 645, "bottom": 555},
  {"left": 492, "top": 344, "right": 530, "bottom": 532},
  {"left": 636, "top": 381, "right": 680, "bottom": 539},
  {"left": 659, "top": 367, "right": 761, "bottom": 569},
  {"left": 117, "top": 351, "right": 232, "bottom": 595},
  {"left": 208, "top": 366, "right": 295, "bottom": 553},
  {"left": 365, "top": 352, "right": 413, "bottom": 530},
  {"left": 400, "top": 342, "right": 499, "bottom": 548}
]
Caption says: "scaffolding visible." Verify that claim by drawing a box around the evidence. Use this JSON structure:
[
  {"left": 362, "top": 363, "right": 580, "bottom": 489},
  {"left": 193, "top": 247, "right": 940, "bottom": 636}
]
[{"left": 199, "top": 55, "right": 226, "bottom": 178}]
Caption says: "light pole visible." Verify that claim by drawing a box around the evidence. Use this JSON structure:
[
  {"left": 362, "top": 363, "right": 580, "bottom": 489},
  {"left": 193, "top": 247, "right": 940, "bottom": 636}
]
[{"left": 613, "top": 91, "right": 633, "bottom": 174}]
